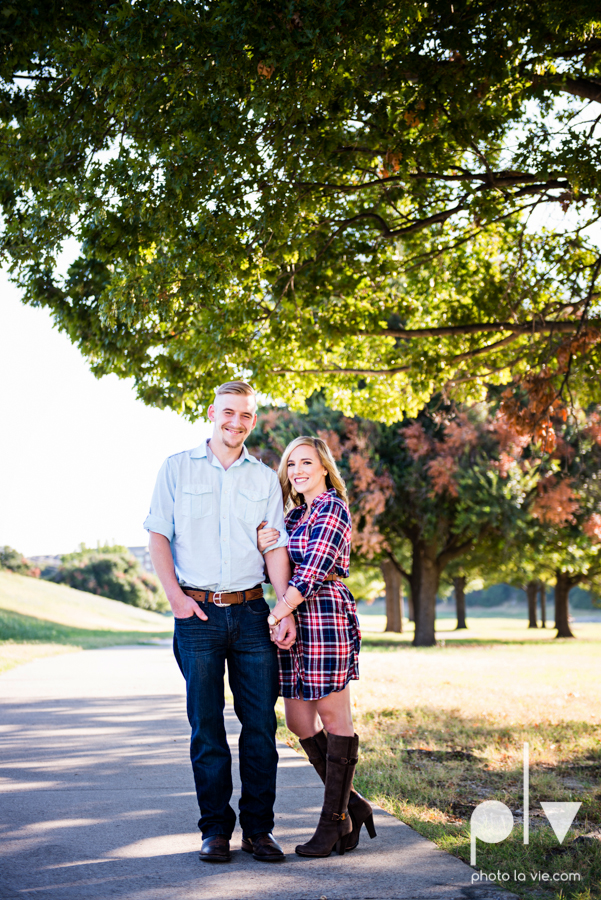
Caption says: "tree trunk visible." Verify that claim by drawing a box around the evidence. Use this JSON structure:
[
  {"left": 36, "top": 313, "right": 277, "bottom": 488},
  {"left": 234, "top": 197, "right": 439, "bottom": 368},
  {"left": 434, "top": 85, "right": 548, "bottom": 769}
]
[
  {"left": 554, "top": 571, "right": 575, "bottom": 638},
  {"left": 526, "top": 580, "right": 538, "bottom": 628},
  {"left": 454, "top": 575, "right": 467, "bottom": 629},
  {"left": 410, "top": 541, "right": 440, "bottom": 647},
  {"left": 539, "top": 582, "right": 546, "bottom": 628},
  {"left": 380, "top": 559, "right": 403, "bottom": 633},
  {"left": 406, "top": 587, "right": 415, "bottom": 622}
]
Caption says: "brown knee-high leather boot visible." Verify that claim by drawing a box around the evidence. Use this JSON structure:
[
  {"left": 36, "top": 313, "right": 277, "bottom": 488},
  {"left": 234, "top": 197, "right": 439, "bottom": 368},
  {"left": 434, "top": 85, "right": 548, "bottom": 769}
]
[
  {"left": 299, "top": 730, "right": 376, "bottom": 851},
  {"left": 295, "top": 733, "right": 357, "bottom": 858}
]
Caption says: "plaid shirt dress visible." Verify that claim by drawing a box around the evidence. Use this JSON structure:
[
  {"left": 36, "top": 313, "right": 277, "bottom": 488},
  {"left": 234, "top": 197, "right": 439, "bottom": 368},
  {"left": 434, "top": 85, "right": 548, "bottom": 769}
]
[{"left": 278, "top": 489, "right": 361, "bottom": 701}]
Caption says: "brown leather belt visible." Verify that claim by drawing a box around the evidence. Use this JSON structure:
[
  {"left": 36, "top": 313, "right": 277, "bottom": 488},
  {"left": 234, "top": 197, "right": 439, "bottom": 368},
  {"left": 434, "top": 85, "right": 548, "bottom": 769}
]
[
  {"left": 324, "top": 573, "right": 344, "bottom": 581},
  {"left": 182, "top": 586, "right": 263, "bottom": 607}
]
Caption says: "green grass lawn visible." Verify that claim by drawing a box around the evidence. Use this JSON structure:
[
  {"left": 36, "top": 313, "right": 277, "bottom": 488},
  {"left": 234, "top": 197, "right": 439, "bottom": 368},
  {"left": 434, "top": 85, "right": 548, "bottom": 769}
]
[
  {"left": 0, "top": 571, "right": 172, "bottom": 672},
  {"left": 277, "top": 607, "right": 601, "bottom": 900}
]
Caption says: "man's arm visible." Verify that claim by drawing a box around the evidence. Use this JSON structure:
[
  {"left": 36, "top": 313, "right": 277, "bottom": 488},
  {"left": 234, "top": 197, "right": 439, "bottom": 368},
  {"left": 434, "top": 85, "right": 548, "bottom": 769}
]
[
  {"left": 148, "top": 532, "right": 207, "bottom": 620},
  {"left": 264, "top": 546, "right": 296, "bottom": 649}
]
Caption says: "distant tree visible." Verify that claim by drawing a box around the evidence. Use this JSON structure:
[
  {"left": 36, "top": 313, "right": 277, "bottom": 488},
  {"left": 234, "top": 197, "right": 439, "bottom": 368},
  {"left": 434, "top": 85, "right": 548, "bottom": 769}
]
[
  {"left": 380, "top": 558, "right": 404, "bottom": 634},
  {"left": 452, "top": 576, "right": 468, "bottom": 631},
  {"left": 248, "top": 398, "right": 533, "bottom": 646},
  {"left": 52, "top": 544, "right": 168, "bottom": 612},
  {"left": 530, "top": 413, "right": 601, "bottom": 637},
  {"left": 484, "top": 403, "right": 601, "bottom": 637},
  {"left": 538, "top": 582, "right": 547, "bottom": 629},
  {"left": 382, "top": 405, "right": 541, "bottom": 645},
  {"left": 526, "top": 581, "right": 539, "bottom": 629},
  {"left": 0, "top": 546, "right": 40, "bottom": 578}
]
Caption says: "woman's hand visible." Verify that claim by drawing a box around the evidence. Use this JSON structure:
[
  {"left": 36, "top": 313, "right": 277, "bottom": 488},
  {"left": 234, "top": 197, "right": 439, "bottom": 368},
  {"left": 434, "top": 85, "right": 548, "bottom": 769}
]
[
  {"left": 269, "top": 614, "right": 296, "bottom": 650},
  {"left": 257, "top": 520, "right": 280, "bottom": 553}
]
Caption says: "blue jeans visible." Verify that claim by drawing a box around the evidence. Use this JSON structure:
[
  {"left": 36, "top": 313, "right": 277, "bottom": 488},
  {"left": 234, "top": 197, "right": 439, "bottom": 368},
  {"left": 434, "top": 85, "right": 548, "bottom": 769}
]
[{"left": 173, "top": 595, "right": 279, "bottom": 839}]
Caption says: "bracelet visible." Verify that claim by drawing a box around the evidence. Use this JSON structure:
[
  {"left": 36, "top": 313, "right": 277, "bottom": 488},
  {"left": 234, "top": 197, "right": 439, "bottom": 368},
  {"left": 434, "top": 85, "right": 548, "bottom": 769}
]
[{"left": 282, "top": 594, "right": 297, "bottom": 612}]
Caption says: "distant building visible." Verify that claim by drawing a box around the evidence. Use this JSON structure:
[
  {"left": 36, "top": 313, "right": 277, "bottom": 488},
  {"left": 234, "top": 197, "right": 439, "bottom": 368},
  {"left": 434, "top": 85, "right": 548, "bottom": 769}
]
[
  {"left": 29, "top": 547, "right": 155, "bottom": 575},
  {"left": 28, "top": 555, "right": 61, "bottom": 573},
  {"left": 128, "top": 546, "right": 155, "bottom": 574}
]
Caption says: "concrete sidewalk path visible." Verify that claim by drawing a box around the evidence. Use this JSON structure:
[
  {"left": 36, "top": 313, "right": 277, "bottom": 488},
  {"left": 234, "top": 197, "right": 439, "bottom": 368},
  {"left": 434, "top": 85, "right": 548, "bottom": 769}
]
[{"left": 0, "top": 646, "right": 510, "bottom": 900}]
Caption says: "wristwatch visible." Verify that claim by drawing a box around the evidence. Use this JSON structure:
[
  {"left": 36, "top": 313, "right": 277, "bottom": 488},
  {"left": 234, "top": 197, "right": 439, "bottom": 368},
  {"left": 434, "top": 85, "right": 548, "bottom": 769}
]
[{"left": 267, "top": 613, "right": 281, "bottom": 627}]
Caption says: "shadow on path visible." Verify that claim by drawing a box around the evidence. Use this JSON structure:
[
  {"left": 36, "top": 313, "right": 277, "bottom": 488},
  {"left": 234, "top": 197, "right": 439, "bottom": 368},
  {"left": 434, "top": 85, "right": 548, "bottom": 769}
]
[{"left": 0, "top": 646, "right": 513, "bottom": 900}]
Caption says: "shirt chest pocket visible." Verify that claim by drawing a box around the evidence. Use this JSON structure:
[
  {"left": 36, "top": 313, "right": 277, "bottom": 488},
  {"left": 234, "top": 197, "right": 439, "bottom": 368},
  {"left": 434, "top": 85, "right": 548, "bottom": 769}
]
[
  {"left": 182, "top": 483, "right": 213, "bottom": 519},
  {"left": 237, "top": 486, "right": 269, "bottom": 525}
]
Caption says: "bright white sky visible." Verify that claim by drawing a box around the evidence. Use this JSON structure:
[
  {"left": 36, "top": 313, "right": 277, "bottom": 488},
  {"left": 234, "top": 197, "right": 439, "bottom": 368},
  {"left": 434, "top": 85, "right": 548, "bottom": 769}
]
[{"left": 0, "top": 269, "right": 212, "bottom": 557}]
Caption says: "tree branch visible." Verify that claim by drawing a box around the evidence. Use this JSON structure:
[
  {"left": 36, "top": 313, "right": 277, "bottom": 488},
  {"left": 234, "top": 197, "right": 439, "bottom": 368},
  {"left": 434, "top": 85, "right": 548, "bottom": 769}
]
[
  {"left": 540, "top": 39, "right": 601, "bottom": 61},
  {"left": 291, "top": 170, "right": 550, "bottom": 194},
  {"left": 273, "top": 364, "right": 411, "bottom": 375},
  {"left": 530, "top": 74, "right": 601, "bottom": 105},
  {"left": 438, "top": 538, "right": 474, "bottom": 568},
  {"left": 373, "top": 318, "right": 601, "bottom": 340},
  {"left": 386, "top": 550, "right": 410, "bottom": 581},
  {"left": 323, "top": 200, "right": 467, "bottom": 245},
  {"left": 272, "top": 332, "right": 529, "bottom": 376},
  {"left": 451, "top": 332, "right": 522, "bottom": 362}
]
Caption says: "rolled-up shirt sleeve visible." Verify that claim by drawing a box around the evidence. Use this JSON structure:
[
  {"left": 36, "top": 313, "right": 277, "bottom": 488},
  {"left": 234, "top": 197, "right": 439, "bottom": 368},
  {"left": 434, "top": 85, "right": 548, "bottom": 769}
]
[
  {"left": 262, "top": 474, "right": 289, "bottom": 553},
  {"left": 289, "top": 499, "right": 351, "bottom": 598},
  {"left": 143, "top": 458, "right": 176, "bottom": 541}
]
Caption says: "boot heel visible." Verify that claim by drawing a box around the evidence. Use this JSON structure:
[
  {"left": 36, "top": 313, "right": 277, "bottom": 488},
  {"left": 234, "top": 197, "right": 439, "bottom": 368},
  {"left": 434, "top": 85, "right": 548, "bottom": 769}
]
[
  {"left": 365, "top": 813, "right": 377, "bottom": 839},
  {"left": 335, "top": 834, "right": 348, "bottom": 856}
]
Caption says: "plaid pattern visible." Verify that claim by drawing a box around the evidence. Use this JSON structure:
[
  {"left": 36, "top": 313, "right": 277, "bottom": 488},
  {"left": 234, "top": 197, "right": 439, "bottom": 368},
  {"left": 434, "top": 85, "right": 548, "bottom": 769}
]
[{"left": 278, "top": 490, "right": 361, "bottom": 700}]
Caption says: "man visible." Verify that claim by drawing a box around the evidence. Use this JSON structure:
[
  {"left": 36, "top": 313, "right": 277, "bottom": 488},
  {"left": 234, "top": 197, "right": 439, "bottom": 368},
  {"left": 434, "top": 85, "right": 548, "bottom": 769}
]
[{"left": 144, "top": 381, "right": 295, "bottom": 863}]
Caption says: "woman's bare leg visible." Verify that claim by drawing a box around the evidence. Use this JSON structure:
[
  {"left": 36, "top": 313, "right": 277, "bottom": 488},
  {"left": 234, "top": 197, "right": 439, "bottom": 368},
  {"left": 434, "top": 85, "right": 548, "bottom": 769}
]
[
  {"left": 284, "top": 686, "right": 354, "bottom": 739},
  {"left": 283, "top": 697, "right": 321, "bottom": 739},
  {"left": 315, "top": 686, "right": 354, "bottom": 736}
]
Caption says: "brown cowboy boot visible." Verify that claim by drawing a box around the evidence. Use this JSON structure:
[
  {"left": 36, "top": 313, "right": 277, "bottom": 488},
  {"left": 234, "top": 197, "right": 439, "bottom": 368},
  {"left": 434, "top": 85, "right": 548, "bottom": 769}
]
[
  {"left": 295, "top": 733, "right": 357, "bottom": 857},
  {"left": 299, "top": 730, "right": 376, "bottom": 851}
]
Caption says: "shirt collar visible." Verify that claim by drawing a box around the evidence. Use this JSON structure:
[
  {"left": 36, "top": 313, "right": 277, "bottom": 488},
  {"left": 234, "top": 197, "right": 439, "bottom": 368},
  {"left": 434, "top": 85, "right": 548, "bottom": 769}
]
[
  {"left": 310, "top": 489, "right": 335, "bottom": 508},
  {"left": 294, "top": 488, "right": 335, "bottom": 514},
  {"left": 190, "top": 439, "right": 259, "bottom": 466}
]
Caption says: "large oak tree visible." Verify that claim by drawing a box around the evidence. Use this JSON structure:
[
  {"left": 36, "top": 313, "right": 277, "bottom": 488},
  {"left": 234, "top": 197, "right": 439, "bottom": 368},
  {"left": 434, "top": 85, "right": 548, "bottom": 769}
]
[{"left": 1, "top": 1, "right": 601, "bottom": 419}]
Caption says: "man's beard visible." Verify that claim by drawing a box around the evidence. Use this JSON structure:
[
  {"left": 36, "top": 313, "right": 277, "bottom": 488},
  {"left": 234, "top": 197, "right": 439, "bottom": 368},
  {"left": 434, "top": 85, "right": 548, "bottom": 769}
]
[{"left": 221, "top": 428, "right": 246, "bottom": 448}]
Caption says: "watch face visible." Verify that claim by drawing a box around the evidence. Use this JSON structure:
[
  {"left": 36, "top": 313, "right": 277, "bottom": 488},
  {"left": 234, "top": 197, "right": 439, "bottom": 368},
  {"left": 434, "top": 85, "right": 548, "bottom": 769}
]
[{"left": 267, "top": 614, "right": 277, "bottom": 626}]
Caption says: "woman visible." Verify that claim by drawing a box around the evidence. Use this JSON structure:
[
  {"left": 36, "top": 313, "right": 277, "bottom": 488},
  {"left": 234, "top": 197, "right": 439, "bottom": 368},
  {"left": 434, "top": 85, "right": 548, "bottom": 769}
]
[{"left": 258, "top": 436, "right": 376, "bottom": 858}]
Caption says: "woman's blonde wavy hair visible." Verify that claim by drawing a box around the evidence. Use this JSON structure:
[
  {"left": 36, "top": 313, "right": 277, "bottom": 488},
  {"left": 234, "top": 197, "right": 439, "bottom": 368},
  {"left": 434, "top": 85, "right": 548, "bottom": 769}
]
[{"left": 278, "top": 436, "right": 348, "bottom": 510}]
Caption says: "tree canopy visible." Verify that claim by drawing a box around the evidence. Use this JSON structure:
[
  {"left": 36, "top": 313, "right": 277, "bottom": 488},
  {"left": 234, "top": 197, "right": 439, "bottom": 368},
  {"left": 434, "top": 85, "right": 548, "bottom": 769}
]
[
  {"left": 52, "top": 544, "right": 168, "bottom": 610},
  {"left": 0, "top": 545, "right": 40, "bottom": 578},
  {"left": 248, "top": 395, "right": 601, "bottom": 643},
  {"left": 1, "top": 1, "right": 601, "bottom": 419},
  {"left": 248, "top": 397, "right": 538, "bottom": 644}
]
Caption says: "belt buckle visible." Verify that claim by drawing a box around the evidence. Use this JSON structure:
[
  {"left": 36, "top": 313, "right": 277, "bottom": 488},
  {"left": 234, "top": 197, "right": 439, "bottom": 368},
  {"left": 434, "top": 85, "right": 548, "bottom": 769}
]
[{"left": 212, "top": 591, "right": 231, "bottom": 608}]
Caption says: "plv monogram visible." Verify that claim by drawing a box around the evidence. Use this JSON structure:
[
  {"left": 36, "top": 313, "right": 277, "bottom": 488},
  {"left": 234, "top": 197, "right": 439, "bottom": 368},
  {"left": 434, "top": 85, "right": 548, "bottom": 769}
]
[{"left": 470, "top": 743, "right": 581, "bottom": 865}]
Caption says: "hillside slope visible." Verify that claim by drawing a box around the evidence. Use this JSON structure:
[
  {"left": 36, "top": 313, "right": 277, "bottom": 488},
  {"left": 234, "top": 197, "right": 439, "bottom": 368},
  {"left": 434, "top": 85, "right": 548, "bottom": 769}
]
[
  {"left": 0, "top": 571, "right": 172, "bottom": 674},
  {"left": 0, "top": 570, "right": 170, "bottom": 631}
]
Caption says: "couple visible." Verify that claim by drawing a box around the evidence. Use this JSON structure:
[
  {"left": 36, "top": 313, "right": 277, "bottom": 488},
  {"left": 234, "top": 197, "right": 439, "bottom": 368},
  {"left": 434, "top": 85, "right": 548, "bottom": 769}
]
[{"left": 144, "top": 380, "right": 375, "bottom": 864}]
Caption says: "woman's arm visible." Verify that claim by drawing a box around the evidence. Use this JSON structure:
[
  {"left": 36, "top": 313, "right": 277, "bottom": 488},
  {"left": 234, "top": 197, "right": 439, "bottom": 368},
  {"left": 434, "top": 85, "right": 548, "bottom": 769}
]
[{"left": 270, "top": 499, "right": 350, "bottom": 622}]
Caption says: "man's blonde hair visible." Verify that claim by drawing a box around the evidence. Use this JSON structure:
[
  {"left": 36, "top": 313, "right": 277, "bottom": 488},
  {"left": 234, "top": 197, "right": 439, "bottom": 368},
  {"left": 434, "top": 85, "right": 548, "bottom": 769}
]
[{"left": 214, "top": 380, "right": 257, "bottom": 410}]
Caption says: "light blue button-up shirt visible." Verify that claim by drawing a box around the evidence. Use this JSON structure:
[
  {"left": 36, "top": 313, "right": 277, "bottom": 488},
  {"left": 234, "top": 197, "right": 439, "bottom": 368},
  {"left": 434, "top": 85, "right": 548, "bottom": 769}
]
[{"left": 143, "top": 440, "right": 288, "bottom": 591}]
